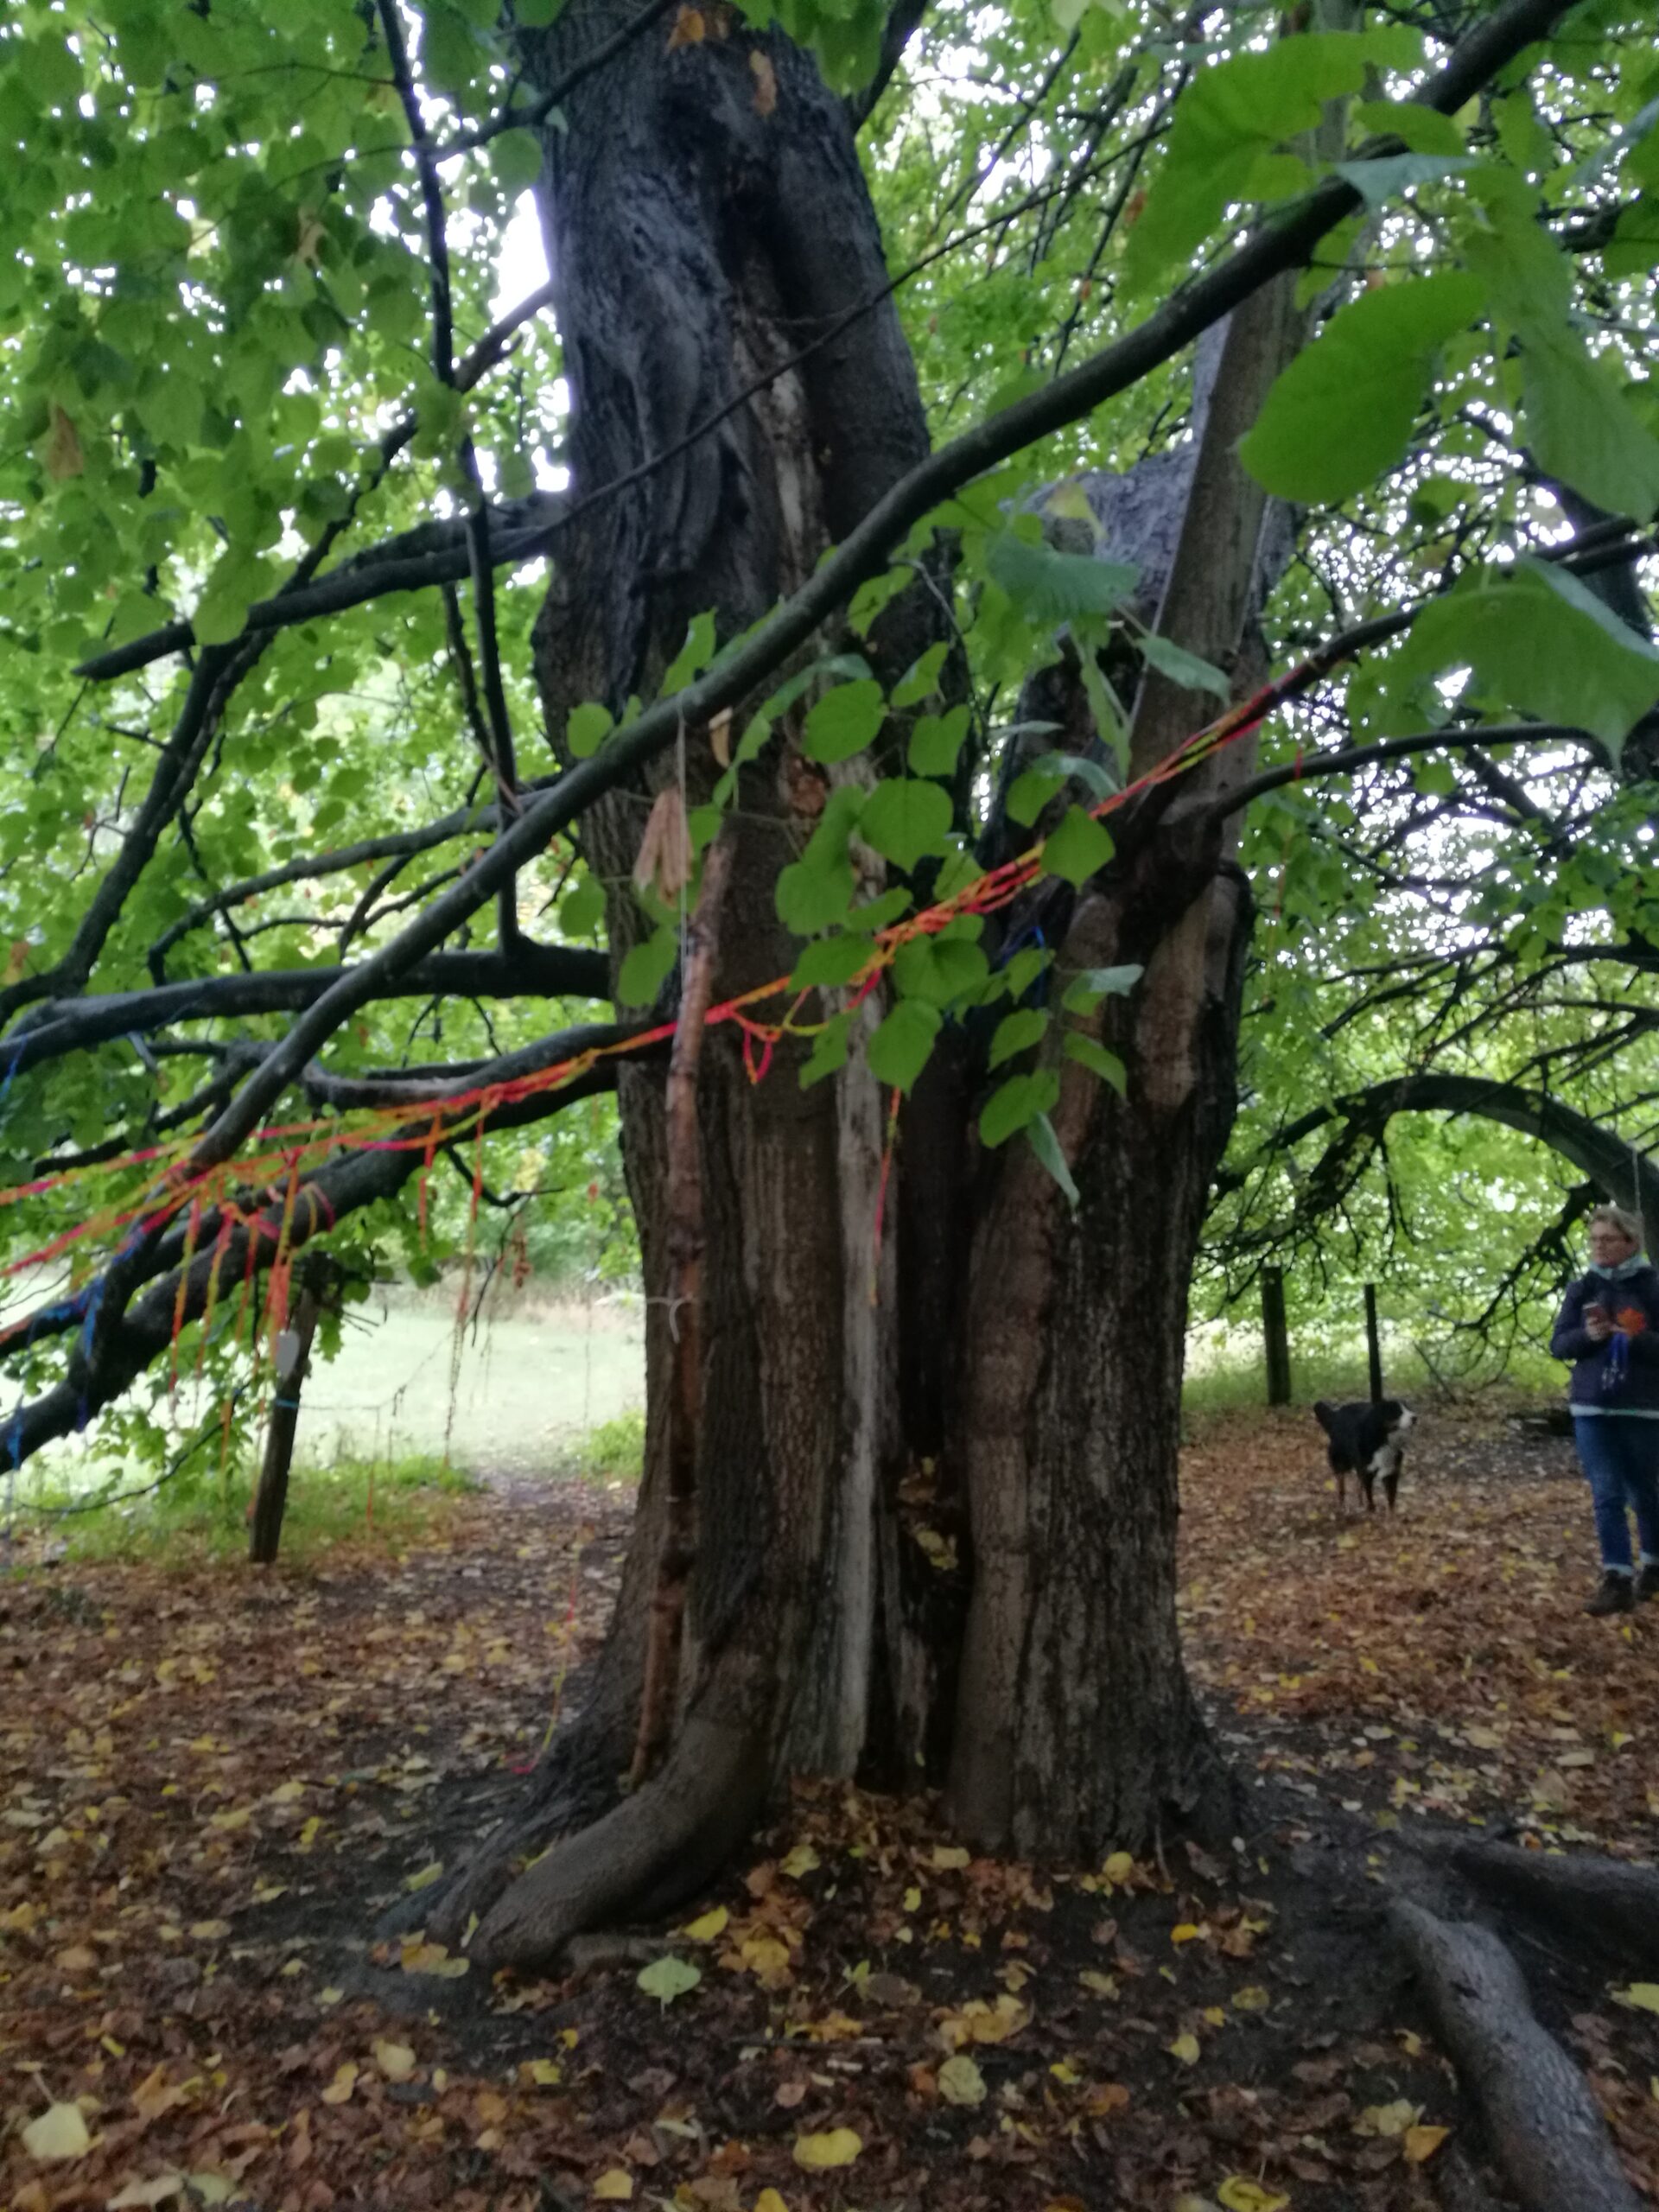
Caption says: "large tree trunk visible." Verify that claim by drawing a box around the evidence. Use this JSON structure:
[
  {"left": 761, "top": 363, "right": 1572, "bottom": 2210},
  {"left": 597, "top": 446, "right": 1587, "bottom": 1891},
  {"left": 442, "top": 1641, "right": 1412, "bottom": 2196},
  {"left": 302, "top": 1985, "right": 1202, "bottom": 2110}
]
[
  {"left": 432, "top": 10, "right": 1305, "bottom": 1964},
  {"left": 428, "top": 0, "right": 936, "bottom": 1958}
]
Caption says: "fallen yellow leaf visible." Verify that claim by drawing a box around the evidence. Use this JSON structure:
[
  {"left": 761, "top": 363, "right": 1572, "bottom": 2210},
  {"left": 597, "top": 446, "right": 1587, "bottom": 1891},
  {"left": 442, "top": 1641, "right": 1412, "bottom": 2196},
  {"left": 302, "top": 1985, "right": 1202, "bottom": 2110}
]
[
  {"left": 1615, "top": 1982, "right": 1659, "bottom": 2014},
  {"left": 522, "top": 2059, "right": 563, "bottom": 2087},
  {"left": 1167, "top": 2031, "right": 1201, "bottom": 2065},
  {"left": 373, "top": 2041, "right": 416, "bottom": 2083},
  {"left": 592, "top": 2171, "right": 633, "bottom": 2201},
  {"left": 1404, "top": 2124, "right": 1450, "bottom": 2164},
  {"left": 1217, "top": 2181, "right": 1288, "bottom": 2212},
  {"left": 22, "top": 2102, "right": 92, "bottom": 2162},
  {"left": 753, "top": 2194, "right": 790, "bottom": 2212},
  {"left": 791, "top": 2128, "right": 862, "bottom": 2170},
  {"left": 681, "top": 1905, "right": 729, "bottom": 1942},
  {"left": 780, "top": 1843, "right": 820, "bottom": 1879},
  {"left": 931, "top": 1845, "right": 969, "bottom": 1871},
  {"left": 321, "top": 2063, "right": 358, "bottom": 2106},
  {"left": 404, "top": 1861, "right": 444, "bottom": 1893},
  {"left": 1358, "top": 2098, "right": 1418, "bottom": 2137},
  {"left": 938, "top": 2054, "right": 987, "bottom": 2107},
  {"left": 1232, "top": 1986, "right": 1270, "bottom": 2012}
]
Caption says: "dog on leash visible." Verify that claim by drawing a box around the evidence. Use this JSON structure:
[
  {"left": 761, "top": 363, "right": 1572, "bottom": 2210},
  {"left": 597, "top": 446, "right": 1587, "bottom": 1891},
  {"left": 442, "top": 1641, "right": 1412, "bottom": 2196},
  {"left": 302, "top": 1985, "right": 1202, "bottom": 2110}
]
[{"left": 1313, "top": 1399, "right": 1416, "bottom": 1512}]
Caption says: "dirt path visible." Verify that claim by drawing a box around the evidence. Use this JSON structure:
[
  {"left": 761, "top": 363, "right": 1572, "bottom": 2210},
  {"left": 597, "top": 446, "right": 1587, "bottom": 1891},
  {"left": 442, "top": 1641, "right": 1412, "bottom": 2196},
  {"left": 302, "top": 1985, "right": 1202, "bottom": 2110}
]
[{"left": 3, "top": 1410, "right": 1656, "bottom": 2209}]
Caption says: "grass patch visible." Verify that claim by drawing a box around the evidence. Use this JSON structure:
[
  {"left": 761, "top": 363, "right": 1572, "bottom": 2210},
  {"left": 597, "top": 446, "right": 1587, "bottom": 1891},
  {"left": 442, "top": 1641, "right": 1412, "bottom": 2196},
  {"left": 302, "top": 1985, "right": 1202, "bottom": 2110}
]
[
  {"left": 7, "top": 1450, "right": 478, "bottom": 1568},
  {"left": 572, "top": 1408, "right": 646, "bottom": 1487},
  {"left": 1181, "top": 1337, "right": 1565, "bottom": 1427}
]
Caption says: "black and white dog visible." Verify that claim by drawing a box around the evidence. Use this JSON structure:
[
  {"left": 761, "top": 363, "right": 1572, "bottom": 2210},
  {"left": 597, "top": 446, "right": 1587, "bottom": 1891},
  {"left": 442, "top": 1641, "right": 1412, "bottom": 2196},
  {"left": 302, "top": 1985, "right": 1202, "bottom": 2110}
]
[{"left": 1313, "top": 1399, "right": 1416, "bottom": 1512}]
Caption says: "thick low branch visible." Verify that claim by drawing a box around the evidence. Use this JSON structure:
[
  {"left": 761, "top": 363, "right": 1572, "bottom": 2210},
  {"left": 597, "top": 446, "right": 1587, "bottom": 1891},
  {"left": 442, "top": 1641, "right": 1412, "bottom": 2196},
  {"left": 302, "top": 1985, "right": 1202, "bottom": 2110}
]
[
  {"left": 3, "top": 944, "right": 611, "bottom": 1079},
  {"left": 162, "top": 0, "right": 1580, "bottom": 1208},
  {"left": 0, "top": 1034, "right": 645, "bottom": 1469},
  {"left": 1390, "top": 1898, "right": 1641, "bottom": 2212}
]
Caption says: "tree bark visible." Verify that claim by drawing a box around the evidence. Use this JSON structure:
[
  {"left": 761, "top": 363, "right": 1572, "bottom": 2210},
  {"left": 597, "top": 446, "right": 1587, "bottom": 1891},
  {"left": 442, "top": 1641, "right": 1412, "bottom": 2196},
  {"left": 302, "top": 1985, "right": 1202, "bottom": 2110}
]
[
  {"left": 948, "top": 276, "right": 1305, "bottom": 1859},
  {"left": 248, "top": 1286, "right": 321, "bottom": 1567},
  {"left": 425, "top": 0, "right": 942, "bottom": 1960},
  {"left": 1391, "top": 1899, "right": 1643, "bottom": 2212},
  {"left": 1262, "top": 1265, "right": 1292, "bottom": 1406}
]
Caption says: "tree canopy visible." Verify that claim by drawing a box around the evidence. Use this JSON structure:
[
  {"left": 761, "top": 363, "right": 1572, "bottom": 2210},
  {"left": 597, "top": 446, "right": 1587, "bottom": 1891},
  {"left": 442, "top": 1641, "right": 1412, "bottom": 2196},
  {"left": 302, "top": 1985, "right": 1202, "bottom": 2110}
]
[{"left": 1, "top": 0, "right": 1656, "bottom": 1484}]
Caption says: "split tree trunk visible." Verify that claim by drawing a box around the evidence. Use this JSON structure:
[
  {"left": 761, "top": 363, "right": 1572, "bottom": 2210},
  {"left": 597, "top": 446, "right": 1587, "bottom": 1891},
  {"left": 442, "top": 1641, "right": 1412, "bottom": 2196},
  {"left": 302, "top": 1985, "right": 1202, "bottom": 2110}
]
[{"left": 434, "top": 9, "right": 1310, "bottom": 1962}]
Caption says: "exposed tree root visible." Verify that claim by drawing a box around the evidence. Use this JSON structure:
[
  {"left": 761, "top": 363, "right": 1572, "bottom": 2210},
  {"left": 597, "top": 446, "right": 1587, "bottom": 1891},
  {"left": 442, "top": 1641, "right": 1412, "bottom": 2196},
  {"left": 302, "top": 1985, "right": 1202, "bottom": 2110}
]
[
  {"left": 1447, "top": 1840, "right": 1659, "bottom": 1974},
  {"left": 1390, "top": 1897, "right": 1641, "bottom": 2212},
  {"left": 1431, "top": 2142, "right": 1510, "bottom": 2212},
  {"left": 465, "top": 1702, "right": 772, "bottom": 1970}
]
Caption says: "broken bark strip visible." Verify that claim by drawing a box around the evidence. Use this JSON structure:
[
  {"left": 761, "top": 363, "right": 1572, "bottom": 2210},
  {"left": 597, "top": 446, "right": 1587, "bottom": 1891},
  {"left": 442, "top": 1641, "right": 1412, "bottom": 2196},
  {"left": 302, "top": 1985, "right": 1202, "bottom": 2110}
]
[
  {"left": 247, "top": 1284, "right": 321, "bottom": 1566},
  {"left": 627, "top": 836, "right": 735, "bottom": 1790},
  {"left": 1448, "top": 1840, "right": 1659, "bottom": 1974},
  {"left": 1390, "top": 1898, "right": 1642, "bottom": 2212}
]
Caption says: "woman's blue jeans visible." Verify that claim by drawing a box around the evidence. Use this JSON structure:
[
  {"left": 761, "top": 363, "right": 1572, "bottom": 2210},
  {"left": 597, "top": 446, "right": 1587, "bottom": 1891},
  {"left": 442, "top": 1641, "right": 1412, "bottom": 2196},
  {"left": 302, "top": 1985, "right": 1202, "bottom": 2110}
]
[{"left": 1573, "top": 1414, "right": 1659, "bottom": 1573}]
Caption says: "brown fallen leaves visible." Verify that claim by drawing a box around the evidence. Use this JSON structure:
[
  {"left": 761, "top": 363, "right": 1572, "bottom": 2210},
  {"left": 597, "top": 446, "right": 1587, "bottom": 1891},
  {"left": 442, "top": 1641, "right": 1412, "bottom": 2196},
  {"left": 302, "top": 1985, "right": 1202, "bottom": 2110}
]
[{"left": 3, "top": 1414, "right": 1658, "bottom": 2207}]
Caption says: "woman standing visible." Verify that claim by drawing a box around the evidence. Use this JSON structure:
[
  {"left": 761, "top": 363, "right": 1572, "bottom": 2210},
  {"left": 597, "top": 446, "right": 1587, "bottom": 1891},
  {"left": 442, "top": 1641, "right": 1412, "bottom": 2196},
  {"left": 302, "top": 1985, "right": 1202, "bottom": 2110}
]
[{"left": 1551, "top": 1205, "right": 1659, "bottom": 1616}]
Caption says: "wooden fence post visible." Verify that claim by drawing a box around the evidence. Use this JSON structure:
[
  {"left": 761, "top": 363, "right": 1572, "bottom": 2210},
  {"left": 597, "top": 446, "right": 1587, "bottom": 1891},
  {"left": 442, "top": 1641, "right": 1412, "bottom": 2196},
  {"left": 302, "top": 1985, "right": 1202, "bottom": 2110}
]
[{"left": 248, "top": 1286, "right": 321, "bottom": 1565}]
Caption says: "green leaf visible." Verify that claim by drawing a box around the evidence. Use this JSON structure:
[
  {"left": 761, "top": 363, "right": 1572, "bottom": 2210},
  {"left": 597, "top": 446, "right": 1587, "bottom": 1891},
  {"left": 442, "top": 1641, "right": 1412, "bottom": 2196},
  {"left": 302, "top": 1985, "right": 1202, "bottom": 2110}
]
[
  {"left": 1040, "top": 805, "right": 1114, "bottom": 888},
  {"left": 1123, "top": 30, "right": 1420, "bottom": 292},
  {"left": 868, "top": 998, "right": 941, "bottom": 1095},
  {"left": 804, "top": 679, "right": 887, "bottom": 764},
  {"left": 1519, "top": 330, "right": 1659, "bottom": 522},
  {"left": 907, "top": 705, "right": 972, "bottom": 777},
  {"left": 790, "top": 935, "right": 875, "bottom": 991},
  {"left": 617, "top": 926, "right": 677, "bottom": 1008},
  {"left": 979, "top": 1069, "right": 1060, "bottom": 1148},
  {"left": 1001, "top": 947, "right": 1052, "bottom": 1002},
  {"left": 858, "top": 778, "right": 954, "bottom": 869},
  {"left": 892, "top": 641, "right": 950, "bottom": 709},
  {"left": 1061, "top": 963, "right": 1143, "bottom": 1014},
  {"left": 559, "top": 877, "right": 607, "bottom": 938},
  {"left": 1138, "top": 632, "right": 1231, "bottom": 702},
  {"left": 987, "top": 532, "right": 1139, "bottom": 624},
  {"left": 1063, "top": 1033, "right": 1128, "bottom": 1093},
  {"left": 847, "top": 888, "right": 913, "bottom": 934},
  {"left": 800, "top": 1008, "right": 853, "bottom": 1089},
  {"left": 637, "top": 1955, "right": 701, "bottom": 2006},
  {"left": 988, "top": 1007, "right": 1048, "bottom": 1068},
  {"left": 567, "top": 702, "right": 613, "bottom": 759},
  {"left": 1353, "top": 100, "right": 1465, "bottom": 157},
  {"left": 777, "top": 855, "right": 855, "bottom": 936},
  {"left": 1025, "top": 1112, "right": 1078, "bottom": 1211},
  {"left": 1239, "top": 274, "right": 1485, "bottom": 505},
  {"left": 491, "top": 128, "right": 544, "bottom": 193},
  {"left": 1332, "top": 152, "right": 1474, "bottom": 208},
  {"left": 662, "top": 611, "right": 717, "bottom": 694},
  {"left": 1392, "top": 557, "right": 1659, "bottom": 752},
  {"left": 891, "top": 933, "right": 989, "bottom": 1007}
]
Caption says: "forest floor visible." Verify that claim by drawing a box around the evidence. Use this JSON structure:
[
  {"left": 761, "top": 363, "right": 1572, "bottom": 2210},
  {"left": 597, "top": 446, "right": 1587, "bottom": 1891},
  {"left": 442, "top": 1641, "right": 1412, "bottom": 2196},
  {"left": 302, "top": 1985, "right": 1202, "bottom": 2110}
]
[{"left": 3, "top": 1405, "right": 1658, "bottom": 2212}]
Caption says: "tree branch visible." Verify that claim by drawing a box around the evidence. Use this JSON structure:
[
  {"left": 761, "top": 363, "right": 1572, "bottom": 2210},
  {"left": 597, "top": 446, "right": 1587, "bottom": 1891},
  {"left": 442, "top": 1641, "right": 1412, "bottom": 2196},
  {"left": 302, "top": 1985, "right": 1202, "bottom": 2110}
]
[
  {"left": 3, "top": 944, "right": 610, "bottom": 1081},
  {"left": 1211, "top": 723, "right": 1593, "bottom": 819},
  {"left": 0, "top": 1041, "right": 640, "bottom": 1469},
  {"left": 73, "top": 494, "right": 566, "bottom": 684},
  {"left": 76, "top": 0, "right": 1592, "bottom": 1228}
]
